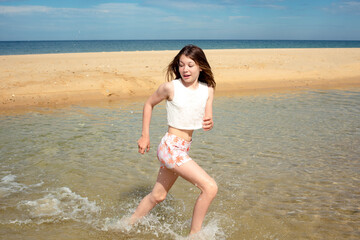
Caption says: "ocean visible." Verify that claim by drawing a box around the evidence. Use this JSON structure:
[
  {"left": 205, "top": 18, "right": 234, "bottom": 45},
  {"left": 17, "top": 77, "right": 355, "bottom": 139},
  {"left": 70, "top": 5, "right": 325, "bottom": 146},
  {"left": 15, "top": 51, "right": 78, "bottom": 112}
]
[
  {"left": 1, "top": 39, "right": 360, "bottom": 55},
  {"left": 1, "top": 89, "right": 359, "bottom": 239}
]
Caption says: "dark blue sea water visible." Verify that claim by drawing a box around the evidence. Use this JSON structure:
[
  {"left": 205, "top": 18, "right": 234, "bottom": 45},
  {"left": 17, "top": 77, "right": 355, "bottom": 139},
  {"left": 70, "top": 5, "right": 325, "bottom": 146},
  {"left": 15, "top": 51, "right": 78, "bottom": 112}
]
[{"left": 1, "top": 39, "right": 360, "bottom": 55}]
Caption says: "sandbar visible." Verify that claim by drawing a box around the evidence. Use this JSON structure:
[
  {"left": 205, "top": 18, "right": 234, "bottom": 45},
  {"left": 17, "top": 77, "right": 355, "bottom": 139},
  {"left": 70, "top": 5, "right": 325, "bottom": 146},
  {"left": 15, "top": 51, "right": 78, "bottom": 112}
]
[{"left": 1, "top": 48, "right": 360, "bottom": 113}]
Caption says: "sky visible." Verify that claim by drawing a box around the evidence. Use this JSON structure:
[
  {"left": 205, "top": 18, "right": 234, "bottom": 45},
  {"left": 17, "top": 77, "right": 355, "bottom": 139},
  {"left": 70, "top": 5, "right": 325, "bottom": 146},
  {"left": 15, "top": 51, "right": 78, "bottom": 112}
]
[{"left": 0, "top": 0, "right": 359, "bottom": 41}]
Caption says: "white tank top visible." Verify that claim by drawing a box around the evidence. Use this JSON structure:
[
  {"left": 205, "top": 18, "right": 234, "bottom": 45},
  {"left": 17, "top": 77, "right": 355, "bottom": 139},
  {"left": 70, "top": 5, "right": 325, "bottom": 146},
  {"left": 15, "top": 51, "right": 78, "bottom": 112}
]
[{"left": 167, "top": 79, "right": 209, "bottom": 130}]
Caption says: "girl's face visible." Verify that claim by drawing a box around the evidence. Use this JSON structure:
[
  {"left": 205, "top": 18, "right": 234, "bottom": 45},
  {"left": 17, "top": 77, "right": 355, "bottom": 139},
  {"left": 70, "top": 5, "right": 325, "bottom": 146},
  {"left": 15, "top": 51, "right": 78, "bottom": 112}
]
[{"left": 178, "top": 54, "right": 201, "bottom": 86}]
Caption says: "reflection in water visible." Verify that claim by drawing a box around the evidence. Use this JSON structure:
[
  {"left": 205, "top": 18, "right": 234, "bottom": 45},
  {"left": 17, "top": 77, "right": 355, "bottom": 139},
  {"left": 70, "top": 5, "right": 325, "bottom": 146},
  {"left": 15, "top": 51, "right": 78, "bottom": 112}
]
[{"left": 0, "top": 89, "right": 359, "bottom": 239}]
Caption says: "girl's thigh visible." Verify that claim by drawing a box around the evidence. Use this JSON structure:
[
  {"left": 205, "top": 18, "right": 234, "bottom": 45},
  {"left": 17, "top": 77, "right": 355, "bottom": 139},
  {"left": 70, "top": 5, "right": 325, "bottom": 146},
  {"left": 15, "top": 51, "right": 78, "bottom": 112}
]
[
  {"left": 172, "top": 160, "right": 215, "bottom": 191},
  {"left": 152, "top": 167, "right": 179, "bottom": 194}
]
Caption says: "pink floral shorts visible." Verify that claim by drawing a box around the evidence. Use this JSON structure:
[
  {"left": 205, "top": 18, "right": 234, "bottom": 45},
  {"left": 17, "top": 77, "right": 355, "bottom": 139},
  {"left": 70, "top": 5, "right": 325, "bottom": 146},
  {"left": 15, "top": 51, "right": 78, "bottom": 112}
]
[{"left": 157, "top": 132, "right": 192, "bottom": 169}]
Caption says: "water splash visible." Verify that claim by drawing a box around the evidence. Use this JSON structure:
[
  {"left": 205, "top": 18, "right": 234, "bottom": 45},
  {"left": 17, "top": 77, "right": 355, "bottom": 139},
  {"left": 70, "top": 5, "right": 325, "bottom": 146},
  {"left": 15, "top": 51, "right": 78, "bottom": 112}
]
[
  {"left": 17, "top": 187, "right": 101, "bottom": 225},
  {"left": 0, "top": 174, "right": 43, "bottom": 198}
]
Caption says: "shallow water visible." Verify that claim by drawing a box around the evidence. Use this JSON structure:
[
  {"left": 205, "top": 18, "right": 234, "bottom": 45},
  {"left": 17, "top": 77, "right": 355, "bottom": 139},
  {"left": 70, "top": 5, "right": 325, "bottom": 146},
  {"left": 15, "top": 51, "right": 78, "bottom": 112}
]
[{"left": 1, "top": 89, "right": 359, "bottom": 239}]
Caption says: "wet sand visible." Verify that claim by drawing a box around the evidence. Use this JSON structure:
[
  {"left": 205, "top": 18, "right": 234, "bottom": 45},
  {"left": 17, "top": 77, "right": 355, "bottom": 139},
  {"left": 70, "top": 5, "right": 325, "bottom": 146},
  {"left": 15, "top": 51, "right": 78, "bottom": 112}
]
[{"left": 1, "top": 48, "right": 360, "bottom": 112}]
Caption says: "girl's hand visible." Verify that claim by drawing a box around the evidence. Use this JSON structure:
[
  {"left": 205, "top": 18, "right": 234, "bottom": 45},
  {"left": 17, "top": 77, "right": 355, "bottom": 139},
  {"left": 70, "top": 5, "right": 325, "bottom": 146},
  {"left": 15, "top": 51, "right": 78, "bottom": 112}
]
[
  {"left": 202, "top": 117, "right": 214, "bottom": 131},
  {"left": 138, "top": 136, "right": 150, "bottom": 154}
]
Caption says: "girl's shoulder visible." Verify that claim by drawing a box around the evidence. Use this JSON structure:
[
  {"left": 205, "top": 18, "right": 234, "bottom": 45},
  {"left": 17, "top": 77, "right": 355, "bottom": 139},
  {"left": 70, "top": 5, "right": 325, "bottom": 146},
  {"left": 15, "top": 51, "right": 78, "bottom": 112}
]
[
  {"left": 157, "top": 81, "right": 174, "bottom": 100},
  {"left": 162, "top": 81, "right": 174, "bottom": 91}
]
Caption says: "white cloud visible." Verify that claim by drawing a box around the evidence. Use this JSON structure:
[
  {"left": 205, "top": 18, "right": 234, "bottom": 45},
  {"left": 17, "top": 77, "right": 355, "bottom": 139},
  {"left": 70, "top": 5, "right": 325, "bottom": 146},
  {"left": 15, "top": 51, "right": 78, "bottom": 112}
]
[
  {"left": 96, "top": 3, "right": 164, "bottom": 15},
  {"left": 0, "top": 3, "right": 164, "bottom": 16},
  {"left": 0, "top": 5, "right": 52, "bottom": 14},
  {"left": 146, "top": 0, "right": 224, "bottom": 11},
  {"left": 338, "top": 1, "right": 360, "bottom": 11},
  {"left": 323, "top": 1, "right": 360, "bottom": 15},
  {"left": 277, "top": 16, "right": 300, "bottom": 19},
  {"left": 249, "top": 4, "right": 286, "bottom": 10},
  {"left": 341, "top": 1, "right": 360, "bottom": 6},
  {"left": 229, "top": 15, "right": 249, "bottom": 20},
  {"left": 161, "top": 16, "right": 184, "bottom": 24}
]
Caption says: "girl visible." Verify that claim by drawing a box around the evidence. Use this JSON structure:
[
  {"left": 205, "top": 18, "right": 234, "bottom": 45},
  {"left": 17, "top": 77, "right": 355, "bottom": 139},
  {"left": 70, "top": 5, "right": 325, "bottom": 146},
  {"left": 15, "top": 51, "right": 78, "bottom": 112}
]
[{"left": 130, "top": 45, "right": 218, "bottom": 235}]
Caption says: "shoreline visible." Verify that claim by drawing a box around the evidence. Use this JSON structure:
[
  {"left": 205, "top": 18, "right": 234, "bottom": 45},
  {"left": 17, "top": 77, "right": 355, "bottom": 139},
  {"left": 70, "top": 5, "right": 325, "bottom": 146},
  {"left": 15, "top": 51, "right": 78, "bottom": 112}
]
[{"left": 1, "top": 48, "right": 360, "bottom": 114}]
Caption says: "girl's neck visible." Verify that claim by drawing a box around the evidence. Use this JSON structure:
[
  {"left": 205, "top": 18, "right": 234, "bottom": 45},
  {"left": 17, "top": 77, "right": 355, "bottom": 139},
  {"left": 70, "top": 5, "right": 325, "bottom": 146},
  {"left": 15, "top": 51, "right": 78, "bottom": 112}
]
[{"left": 180, "top": 78, "right": 199, "bottom": 90}]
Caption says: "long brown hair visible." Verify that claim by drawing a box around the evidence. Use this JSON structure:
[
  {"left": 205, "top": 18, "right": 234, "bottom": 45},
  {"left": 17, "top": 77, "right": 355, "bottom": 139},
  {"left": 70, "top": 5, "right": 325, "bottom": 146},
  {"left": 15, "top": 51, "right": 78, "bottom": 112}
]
[{"left": 166, "top": 45, "right": 216, "bottom": 89}]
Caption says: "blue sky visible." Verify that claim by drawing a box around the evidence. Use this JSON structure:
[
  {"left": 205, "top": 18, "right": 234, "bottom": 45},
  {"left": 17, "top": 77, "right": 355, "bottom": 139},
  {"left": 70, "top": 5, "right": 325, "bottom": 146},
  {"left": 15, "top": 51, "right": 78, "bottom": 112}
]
[{"left": 0, "top": 0, "right": 359, "bottom": 41}]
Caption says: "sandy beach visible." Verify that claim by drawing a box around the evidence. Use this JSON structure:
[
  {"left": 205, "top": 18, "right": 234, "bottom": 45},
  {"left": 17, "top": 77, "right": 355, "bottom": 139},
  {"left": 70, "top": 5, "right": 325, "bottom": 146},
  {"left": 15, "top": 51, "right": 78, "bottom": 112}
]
[
  {"left": 1, "top": 48, "right": 360, "bottom": 112},
  {"left": 1, "top": 49, "right": 360, "bottom": 239}
]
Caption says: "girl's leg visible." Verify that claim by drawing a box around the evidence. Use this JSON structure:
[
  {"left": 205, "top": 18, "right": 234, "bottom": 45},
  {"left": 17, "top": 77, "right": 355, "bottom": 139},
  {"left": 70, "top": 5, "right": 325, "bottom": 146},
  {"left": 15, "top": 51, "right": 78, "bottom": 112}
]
[
  {"left": 130, "top": 167, "right": 178, "bottom": 224},
  {"left": 173, "top": 160, "right": 218, "bottom": 234}
]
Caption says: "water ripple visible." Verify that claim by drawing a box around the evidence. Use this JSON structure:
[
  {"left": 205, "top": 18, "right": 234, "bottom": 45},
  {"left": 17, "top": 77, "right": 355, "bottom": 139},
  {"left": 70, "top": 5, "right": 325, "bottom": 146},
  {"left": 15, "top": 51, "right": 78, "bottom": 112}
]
[{"left": 0, "top": 89, "right": 359, "bottom": 239}]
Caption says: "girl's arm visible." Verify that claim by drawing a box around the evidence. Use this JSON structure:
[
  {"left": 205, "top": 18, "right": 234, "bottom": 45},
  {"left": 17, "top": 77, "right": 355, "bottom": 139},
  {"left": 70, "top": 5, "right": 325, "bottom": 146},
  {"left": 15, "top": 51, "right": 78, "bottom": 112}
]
[
  {"left": 202, "top": 87, "right": 214, "bottom": 131},
  {"left": 138, "top": 82, "right": 173, "bottom": 154}
]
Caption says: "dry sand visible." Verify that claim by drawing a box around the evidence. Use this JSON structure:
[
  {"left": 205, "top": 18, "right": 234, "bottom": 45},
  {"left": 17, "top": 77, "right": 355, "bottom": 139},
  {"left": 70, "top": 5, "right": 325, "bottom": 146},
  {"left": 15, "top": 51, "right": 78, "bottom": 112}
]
[{"left": 1, "top": 48, "right": 360, "bottom": 112}]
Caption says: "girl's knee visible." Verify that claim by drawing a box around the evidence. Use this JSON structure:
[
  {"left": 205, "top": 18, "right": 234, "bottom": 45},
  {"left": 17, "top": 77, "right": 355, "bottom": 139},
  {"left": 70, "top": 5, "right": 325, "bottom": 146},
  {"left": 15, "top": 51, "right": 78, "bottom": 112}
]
[
  {"left": 209, "top": 179, "right": 218, "bottom": 197},
  {"left": 150, "top": 191, "right": 167, "bottom": 204},
  {"left": 204, "top": 178, "right": 218, "bottom": 198}
]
